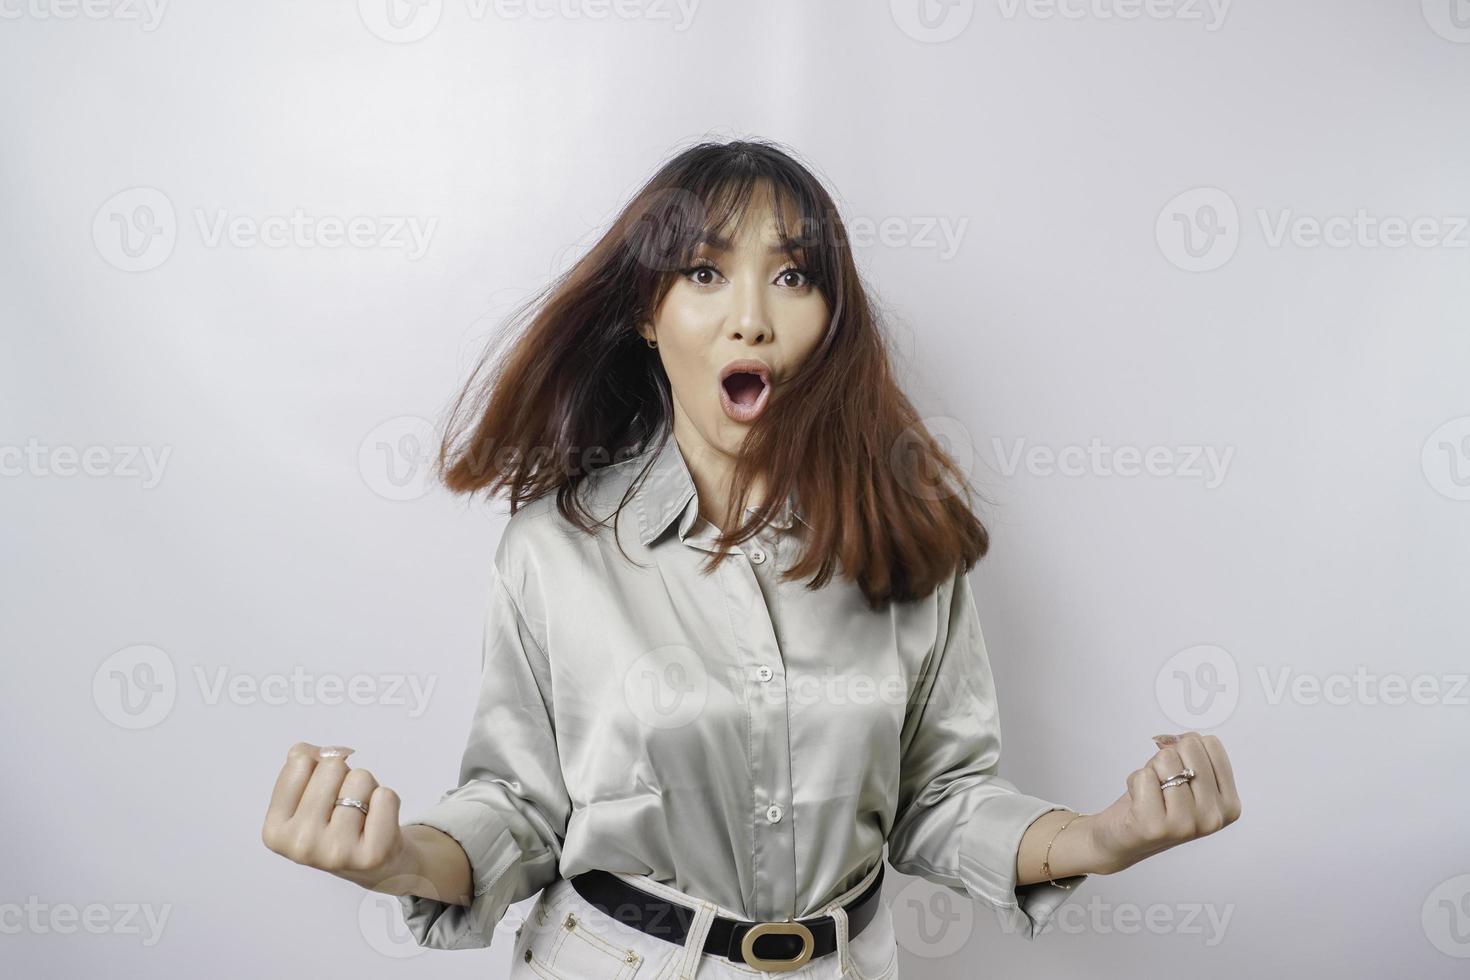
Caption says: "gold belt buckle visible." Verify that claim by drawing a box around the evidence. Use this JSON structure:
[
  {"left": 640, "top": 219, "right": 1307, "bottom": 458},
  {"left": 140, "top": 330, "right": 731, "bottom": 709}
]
[{"left": 739, "top": 920, "right": 815, "bottom": 973}]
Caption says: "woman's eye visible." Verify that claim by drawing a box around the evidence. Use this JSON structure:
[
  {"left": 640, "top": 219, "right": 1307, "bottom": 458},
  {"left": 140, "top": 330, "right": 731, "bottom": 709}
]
[
  {"left": 777, "top": 267, "right": 812, "bottom": 289},
  {"left": 681, "top": 263, "right": 813, "bottom": 289},
  {"left": 683, "top": 263, "right": 720, "bottom": 286}
]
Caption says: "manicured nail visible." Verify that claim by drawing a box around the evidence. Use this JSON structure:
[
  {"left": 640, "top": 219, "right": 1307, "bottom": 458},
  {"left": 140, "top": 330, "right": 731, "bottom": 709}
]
[
  {"left": 1151, "top": 734, "right": 1178, "bottom": 747},
  {"left": 318, "top": 745, "right": 355, "bottom": 760}
]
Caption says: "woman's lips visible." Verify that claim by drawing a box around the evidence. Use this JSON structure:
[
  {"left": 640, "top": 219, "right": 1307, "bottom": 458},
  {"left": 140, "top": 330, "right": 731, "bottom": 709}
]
[{"left": 719, "top": 371, "right": 770, "bottom": 422}]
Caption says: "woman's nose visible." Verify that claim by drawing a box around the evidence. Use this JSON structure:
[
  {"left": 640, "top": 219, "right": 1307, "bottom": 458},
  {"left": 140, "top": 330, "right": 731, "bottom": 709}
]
[{"left": 728, "top": 280, "right": 771, "bottom": 342}]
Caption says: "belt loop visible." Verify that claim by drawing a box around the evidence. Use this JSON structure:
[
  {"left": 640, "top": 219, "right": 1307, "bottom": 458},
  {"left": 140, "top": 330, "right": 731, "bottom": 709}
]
[
  {"left": 822, "top": 860, "right": 880, "bottom": 977},
  {"left": 675, "top": 900, "right": 717, "bottom": 980},
  {"left": 828, "top": 903, "right": 852, "bottom": 977}
]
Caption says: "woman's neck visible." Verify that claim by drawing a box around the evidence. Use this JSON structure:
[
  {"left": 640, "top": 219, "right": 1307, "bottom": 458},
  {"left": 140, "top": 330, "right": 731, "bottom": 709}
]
[{"left": 670, "top": 417, "right": 767, "bottom": 531}]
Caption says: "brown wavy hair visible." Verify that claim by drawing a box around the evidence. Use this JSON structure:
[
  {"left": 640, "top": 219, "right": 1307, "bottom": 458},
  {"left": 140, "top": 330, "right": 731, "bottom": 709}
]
[{"left": 435, "top": 136, "right": 988, "bottom": 609}]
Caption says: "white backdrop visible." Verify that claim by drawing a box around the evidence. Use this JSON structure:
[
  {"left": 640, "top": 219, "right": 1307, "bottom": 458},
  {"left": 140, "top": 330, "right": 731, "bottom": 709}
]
[{"left": 3, "top": 2, "right": 1467, "bottom": 978}]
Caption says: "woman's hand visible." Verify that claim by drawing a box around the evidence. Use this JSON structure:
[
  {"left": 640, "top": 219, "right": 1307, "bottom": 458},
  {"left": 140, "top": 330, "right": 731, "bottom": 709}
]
[
  {"left": 1083, "top": 731, "right": 1242, "bottom": 875},
  {"left": 261, "top": 742, "right": 414, "bottom": 891}
]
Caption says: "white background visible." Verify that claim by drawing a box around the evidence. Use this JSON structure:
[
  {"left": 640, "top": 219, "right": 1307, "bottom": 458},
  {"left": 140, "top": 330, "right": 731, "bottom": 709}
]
[{"left": 2, "top": 1, "right": 1468, "bottom": 977}]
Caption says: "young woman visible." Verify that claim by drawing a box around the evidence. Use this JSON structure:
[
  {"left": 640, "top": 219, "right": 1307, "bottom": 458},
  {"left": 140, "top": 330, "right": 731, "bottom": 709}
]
[{"left": 262, "top": 139, "right": 1241, "bottom": 979}]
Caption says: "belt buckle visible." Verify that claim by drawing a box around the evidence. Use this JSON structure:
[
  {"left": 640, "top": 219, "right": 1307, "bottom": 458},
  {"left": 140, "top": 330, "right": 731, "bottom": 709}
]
[{"left": 739, "top": 920, "right": 814, "bottom": 973}]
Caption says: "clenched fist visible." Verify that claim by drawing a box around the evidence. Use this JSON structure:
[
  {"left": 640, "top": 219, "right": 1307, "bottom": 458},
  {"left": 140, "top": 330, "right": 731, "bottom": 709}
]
[
  {"left": 1084, "top": 731, "right": 1243, "bottom": 875},
  {"left": 261, "top": 742, "right": 412, "bottom": 890}
]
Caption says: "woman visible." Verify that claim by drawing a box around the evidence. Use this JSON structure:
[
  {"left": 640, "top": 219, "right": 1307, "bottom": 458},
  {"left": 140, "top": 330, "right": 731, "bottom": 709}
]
[{"left": 262, "top": 139, "right": 1241, "bottom": 978}]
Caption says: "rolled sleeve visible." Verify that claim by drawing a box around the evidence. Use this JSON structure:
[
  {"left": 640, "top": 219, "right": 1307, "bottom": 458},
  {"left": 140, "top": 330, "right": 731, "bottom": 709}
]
[
  {"left": 885, "top": 568, "right": 1089, "bottom": 940},
  {"left": 397, "top": 556, "right": 570, "bottom": 950},
  {"left": 397, "top": 799, "right": 524, "bottom": 950}
]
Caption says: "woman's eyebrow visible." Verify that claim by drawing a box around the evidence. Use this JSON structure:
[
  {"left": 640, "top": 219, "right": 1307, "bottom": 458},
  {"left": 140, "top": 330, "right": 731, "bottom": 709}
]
[{"left": 696, "top": 231, "right": 803, "bottom": 256}]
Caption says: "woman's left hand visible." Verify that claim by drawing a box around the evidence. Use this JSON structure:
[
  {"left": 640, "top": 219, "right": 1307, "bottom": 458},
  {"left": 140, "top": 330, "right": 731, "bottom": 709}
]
[{"left": 1083, "top": 731, "right": 1242, "bottom": 875}]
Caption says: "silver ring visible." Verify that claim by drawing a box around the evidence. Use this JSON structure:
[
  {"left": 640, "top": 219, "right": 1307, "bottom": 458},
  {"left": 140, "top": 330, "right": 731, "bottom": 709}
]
[
  {"left": 1159, "top": 767, "right": 1196, "bottom": 790},
  {"left": 335, "top": 797, "right": 370, "bottom": 815}
]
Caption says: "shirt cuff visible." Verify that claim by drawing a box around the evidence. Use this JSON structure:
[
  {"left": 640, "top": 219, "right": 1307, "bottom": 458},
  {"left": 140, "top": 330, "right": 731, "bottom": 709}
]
[
  {"left": 957, "top": 794, "right": 1090, "bottom": 940},
  {"left": 396, "top": 799, "right": 524, "bottom": 950}
]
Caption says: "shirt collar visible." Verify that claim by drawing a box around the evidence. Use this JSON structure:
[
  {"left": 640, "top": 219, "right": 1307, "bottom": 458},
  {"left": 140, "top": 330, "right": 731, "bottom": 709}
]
[{"left": 630, "top": 433, "right": 809, "bottom": 547}]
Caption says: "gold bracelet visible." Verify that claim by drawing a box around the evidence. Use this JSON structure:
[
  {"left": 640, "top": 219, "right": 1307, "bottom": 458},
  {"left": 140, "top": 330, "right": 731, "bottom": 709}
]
[{"left": 1040, "top": 811, "right": 1086, "bottom": 889}]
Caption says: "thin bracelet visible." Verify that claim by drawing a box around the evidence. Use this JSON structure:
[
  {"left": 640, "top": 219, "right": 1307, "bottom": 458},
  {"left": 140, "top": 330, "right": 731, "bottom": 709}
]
[{"left": 1040, "top": 811, "right": 1086, "bottom": 889}]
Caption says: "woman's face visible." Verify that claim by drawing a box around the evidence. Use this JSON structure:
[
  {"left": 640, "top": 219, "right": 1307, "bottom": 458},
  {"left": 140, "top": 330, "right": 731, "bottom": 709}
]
[{"left": 638, "top": 190, "right": 829, "bottom": 464}]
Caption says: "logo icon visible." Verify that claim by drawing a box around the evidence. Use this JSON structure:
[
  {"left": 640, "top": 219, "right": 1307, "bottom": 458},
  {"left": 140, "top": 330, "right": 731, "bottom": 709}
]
[
  {"left": 360, "top": 415, "right": 439, "bottom": 501},
  {"left": 359, "top": 879, "right": 432, "bottom": 958},
  {"left": 1423, "top": 0, "right": 1470, "bottom": 43},
  {"left": 890, "top": 0, "right": 975, "bottom": 43},
  {"left": 93, "top": 187, "right": 177, "bottom": 272},
  {"left": 1155, "top": 643, "right": 1238, "bottom": 729},
  {"left": 1423, "top": 873, "right": 1470, "bottom": 957},
  {"left": 890, "top": 416, "right": 975, "bottom": 502},
  {"left": 93, "top": 644, "right": 177, "bottom": 729},
  {"left": 623, "top": 644, "right": 708, "bottom": 730},
  {"left": 1422, "top": 416, "right": 1470, "bottom": 501},
  {"left": 359, "top": 0, "right": 443, "bottom": 43},
  {"left": 891, "top": 876, "right": 974, "bottom": 956},
  {"left": 1156, "top": 187, "right": 1239, "bottom": 272}
]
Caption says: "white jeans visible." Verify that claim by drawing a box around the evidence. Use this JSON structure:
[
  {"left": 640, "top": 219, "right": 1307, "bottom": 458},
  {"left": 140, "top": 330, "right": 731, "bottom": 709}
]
[{"left": 508, "top": 860, "right": 898, "bottom": 980}]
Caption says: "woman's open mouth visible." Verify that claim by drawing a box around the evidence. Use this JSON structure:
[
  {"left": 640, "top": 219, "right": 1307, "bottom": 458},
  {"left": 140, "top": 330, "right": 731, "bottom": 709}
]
[{"left": 718, "top": 359, "right": 771, "bottom": 423}]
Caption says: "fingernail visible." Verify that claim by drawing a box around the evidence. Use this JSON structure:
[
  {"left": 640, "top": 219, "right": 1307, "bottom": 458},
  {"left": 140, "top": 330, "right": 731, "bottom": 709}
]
[
  {"left": 1151, "top": 734, "right": 1178, "bottom": 747},
  {"left": 318, "top": 745, "right": 355, "bottom": 760}
]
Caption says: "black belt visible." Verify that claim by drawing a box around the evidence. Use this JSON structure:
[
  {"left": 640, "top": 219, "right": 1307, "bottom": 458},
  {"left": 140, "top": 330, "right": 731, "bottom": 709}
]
[{"left": 568, "top": 864, "right": 885, "bottom": 973}]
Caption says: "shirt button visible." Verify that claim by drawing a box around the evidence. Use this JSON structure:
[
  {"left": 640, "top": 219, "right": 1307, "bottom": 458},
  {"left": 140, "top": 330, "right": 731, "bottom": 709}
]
[
  {"left": 765, "top": 804, "right": 783, "bottom": 824},
  {"left": 749, "top": 548, "right": 767, "bottom": 564},
  {"left": 756, "top": 665, "right": 773, "bottom": 682}
]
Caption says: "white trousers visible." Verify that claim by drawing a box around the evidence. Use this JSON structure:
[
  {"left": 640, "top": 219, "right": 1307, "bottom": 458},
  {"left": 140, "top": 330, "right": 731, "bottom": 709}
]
[{"left": 508, "top": 860, "right": 898, "bottom": 980}]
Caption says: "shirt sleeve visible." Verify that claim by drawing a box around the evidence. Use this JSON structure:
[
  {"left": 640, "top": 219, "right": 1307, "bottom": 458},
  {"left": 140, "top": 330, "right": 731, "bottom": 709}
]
[
  {"left": 396, "top": 560, "right": 571, "bottom": 950},
  {"left": 884, "top": 567, "right": 1089, "bottom": 940}
]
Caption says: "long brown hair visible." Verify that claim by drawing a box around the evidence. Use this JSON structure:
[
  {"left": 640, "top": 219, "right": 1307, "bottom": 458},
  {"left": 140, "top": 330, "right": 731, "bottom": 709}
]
[{"left": 435, "top": 137, "right": 989, "bottom": 610}]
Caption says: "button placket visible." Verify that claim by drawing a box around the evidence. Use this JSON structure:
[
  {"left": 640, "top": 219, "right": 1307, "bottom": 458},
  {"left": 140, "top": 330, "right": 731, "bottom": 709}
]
[{"left": 718, "top": 526, "right": 797, "bottom": 921}]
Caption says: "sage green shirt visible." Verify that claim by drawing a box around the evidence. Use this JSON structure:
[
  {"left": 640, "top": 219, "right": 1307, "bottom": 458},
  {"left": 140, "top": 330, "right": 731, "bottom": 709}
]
[{"left": 398, "top": 430, "right": 1088, "bottom": 949}]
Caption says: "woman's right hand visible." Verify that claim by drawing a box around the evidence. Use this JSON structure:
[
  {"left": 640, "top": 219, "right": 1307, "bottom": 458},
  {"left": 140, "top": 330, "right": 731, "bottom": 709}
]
[{"left": 261, "top": 742, "right": 415, "bottom": 892}]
